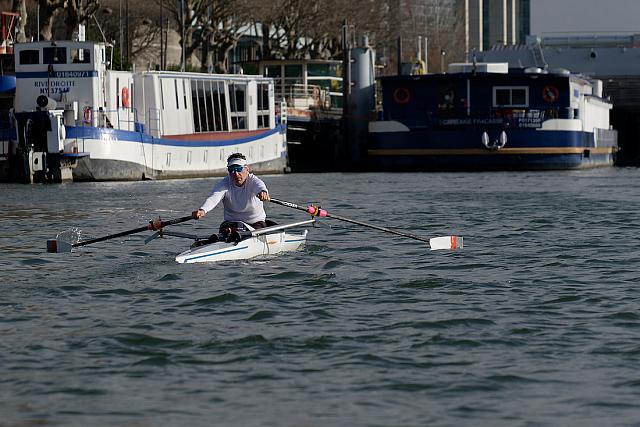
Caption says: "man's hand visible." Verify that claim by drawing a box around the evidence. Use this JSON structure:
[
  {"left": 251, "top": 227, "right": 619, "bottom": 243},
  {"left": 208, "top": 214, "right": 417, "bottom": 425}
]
[
  {"left": 257, "top": 191, "right": 270, "bottom": 202},
  {"left": 192, "top": 209, "right": 205, "bottom": 219}
]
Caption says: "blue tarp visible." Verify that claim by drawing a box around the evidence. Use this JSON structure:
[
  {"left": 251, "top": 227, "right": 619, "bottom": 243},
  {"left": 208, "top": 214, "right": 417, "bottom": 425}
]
[{"left": 0, "top": 76, "right": 16, "bottom": 94}]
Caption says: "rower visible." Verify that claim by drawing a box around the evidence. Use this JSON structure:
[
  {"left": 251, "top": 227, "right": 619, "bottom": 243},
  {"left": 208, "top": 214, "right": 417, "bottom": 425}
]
[{"left": 192, "top": 153, "right": 274, "bottom": 244}]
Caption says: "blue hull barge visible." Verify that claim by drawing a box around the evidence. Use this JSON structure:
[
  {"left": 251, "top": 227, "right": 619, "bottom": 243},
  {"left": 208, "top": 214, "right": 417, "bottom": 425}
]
[{"left": 367, "top": 63, "right": 617, "bottom": 170}]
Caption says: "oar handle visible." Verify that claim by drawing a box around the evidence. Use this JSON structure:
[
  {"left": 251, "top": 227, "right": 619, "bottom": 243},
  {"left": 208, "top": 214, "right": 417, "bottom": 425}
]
[
  {"left": 269, "top": 198, "right": 328, "bottom": 217},
  {"left": 72, "top": 215, "right": 193, "bottom": 248}
]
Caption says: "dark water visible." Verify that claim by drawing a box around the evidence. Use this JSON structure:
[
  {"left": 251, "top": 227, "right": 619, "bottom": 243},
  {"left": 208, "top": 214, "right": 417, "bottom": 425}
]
[{"left": 2, "top": 169, "right": 640, "bottom": 426}]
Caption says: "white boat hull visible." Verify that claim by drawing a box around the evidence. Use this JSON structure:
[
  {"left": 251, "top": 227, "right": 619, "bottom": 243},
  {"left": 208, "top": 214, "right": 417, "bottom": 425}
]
[
  {"left": 67, "top": 127, "right": 287, "bottom": 181},
  {"left": 175, "top": 230, "right": 308, "bottom": 264}
]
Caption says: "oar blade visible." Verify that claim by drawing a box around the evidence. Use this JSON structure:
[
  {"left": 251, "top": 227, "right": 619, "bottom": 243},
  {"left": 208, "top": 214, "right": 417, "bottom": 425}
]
[
  {"left": 144, "top": 231, "right": 162, "bottom": 245},
  {"left": 46, "top": 239, "right": 73, "bottom": 253},
  {"left": 429, "top": 236, "right": 464, "bottom": 251}
]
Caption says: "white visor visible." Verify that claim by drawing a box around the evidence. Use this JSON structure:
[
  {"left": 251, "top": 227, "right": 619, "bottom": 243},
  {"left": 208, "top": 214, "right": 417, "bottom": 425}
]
[{"left": 227, "top": 158, "right": 247, "bottom": 167}]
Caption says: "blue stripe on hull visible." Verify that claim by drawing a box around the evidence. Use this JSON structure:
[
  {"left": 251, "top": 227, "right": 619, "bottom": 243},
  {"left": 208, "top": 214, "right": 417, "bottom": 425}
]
[
  {"left": 16, "top": 71, "right": 99, "bottom": 78},
  {"left": 183, "top": 245, "right": 250, "bottom": 263},
  {"left": 65, "top": 125, "right": 283, "bottom": 148}
]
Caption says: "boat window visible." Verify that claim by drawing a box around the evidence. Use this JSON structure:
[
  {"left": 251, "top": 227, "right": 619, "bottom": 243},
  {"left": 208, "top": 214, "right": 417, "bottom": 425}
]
[
  {"left": 264, "top": 66, "right": 283, "bottom": 99},
  {"left": 494, "top": 86, "right": 528, "bottom": 107},
  {"left": 191, "top": 81, "right": 201, "bottom": 132},
  {"left": 160, "top": 78, "right": 165, "bottom": 109},
  {"left": 116, "top": 77, "right": 120, "bottom": 107},
  {"left": 174, "top": 79, "right": 180, "bottom": 110},
  {"left": 197, "top": 80, "right": 208, "bottom": 131},
  {"left": 229, "top": 82, "right": 247, "bottom": 130},
  {"left": 257, "top": 82, "right": 271, "bottom": 128},
  {"left": 204, "top": 81, "right": 214, "bottom": 131},
  {"left": 213, "top": 81, "right": 228, "bottom": 131},
  {"left": 307, "top": 63, "right": 337, "bottom": 77},
  {"left": 438, "top": 85, "right": 457, "bottom": 114},
  {"left": 182, "top": 80, "right": 188, "bottom": 109},
  {"left": 19, "top": 50, "right": 39, "bottom": 65},
  {"left": 43, "top": 47, "right": 67, "bottom": 64},
  {"left": 71, "top": 48, "right": 91, "bottom": 64}
]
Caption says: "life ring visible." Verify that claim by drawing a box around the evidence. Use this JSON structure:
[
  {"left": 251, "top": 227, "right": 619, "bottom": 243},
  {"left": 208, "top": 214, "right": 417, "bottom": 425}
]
[
  {"left": 542, "top": 85, "right": 559, "bottom": 103},
  {"left": 121, "top": 87, "right": 130, "bottom": 108},
  {"left": 393, "top": 87, "right": 411, "bottom": 104},
  {"left": 83, "top": 106, "right": 92, "bottom": 123}
]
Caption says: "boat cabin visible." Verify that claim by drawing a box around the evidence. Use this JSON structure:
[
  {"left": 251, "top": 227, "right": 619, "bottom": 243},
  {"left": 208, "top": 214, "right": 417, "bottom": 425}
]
[{"left": 379, "top": 62, "right": 611, "bottom": 134}]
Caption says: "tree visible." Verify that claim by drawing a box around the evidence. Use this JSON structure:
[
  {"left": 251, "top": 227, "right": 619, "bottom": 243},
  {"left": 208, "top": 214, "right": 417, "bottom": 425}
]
[
  {"left": 198, "top": 0, "right": 252, "bottom": 73},
  {"left": 11, "top": 0, "right": 28, "bottom": 42},
  {"left": 245, "top": 0, "right": 391, "bottom": 60}
]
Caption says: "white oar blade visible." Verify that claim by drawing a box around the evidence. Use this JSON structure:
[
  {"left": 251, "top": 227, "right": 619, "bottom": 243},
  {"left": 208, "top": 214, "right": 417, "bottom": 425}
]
[
  {"left": 47, "top": 239, "right": 73, "bottom": 253},
  {"left": 429, "top": 236, "right": 463, "bottom": 251}
]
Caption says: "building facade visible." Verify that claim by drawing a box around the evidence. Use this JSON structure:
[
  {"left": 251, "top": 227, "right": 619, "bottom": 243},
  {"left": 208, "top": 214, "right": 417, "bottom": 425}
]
[{"left": 466, "top": 0, "right": 530, "bottom": 53}]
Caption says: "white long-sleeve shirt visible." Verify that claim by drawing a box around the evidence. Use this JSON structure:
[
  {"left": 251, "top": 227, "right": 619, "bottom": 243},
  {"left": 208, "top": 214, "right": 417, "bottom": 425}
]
[{"left": 199, "top": 174, "right": 268, "bottom": 223}]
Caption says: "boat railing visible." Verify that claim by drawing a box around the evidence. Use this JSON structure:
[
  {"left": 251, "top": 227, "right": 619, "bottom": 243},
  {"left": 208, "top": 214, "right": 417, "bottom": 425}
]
[
  {"left": 275, "top": 83, "right": 331, "bottom": 111},
  {"left": 0, "top": 139, "right": 8, "bottom": 159},
  {"left": 488, "top": 106, "right": 575, "bottom": 123},
  {"left": 147, "top": 108, "right": 162, "bottom": 137},
  {"left": 105, "top": 107, "right": 136, "bottom": 131},
  {"left": 76, "top": 107, "right": 137, "bottom": 132}
]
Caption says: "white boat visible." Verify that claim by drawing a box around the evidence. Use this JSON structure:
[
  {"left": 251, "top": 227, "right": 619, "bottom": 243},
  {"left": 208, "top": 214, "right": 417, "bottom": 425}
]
[
  {"left": 9, "top": 40, "right": 288, "bottom": 182},
  {"left": 156, "top": 219, "right": 314, "bottom": 264}
]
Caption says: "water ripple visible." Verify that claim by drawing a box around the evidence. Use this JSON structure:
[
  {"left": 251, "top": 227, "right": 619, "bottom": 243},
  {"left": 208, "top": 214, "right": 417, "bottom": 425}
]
[{"left": 4, "top": 171, "right": 640, "bottom": 426}]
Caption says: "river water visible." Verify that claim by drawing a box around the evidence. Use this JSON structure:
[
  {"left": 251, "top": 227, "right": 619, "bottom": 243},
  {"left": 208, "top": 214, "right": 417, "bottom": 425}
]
[{"left": 2, "top": 169, "right": 640, "bottom": 426}]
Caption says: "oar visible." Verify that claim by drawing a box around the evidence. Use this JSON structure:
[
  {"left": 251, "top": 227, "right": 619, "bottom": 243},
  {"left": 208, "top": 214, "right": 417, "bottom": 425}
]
[
  {"left": 47, "top": 215, "right": 194, "bottom": 253},
  {"left": 269, "top": 198, "right": 463, "bottom": 250}
]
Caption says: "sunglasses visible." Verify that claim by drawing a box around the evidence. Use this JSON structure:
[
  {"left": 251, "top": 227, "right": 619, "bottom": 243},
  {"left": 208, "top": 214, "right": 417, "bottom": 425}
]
[{"left": 227, "top": 165, "right": 245, "bottom": 174}]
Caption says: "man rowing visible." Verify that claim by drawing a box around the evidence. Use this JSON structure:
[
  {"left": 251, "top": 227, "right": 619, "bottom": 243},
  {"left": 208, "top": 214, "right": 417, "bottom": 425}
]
[{"left": 192, "top": 153, "right": 271, "bottom": 241}]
